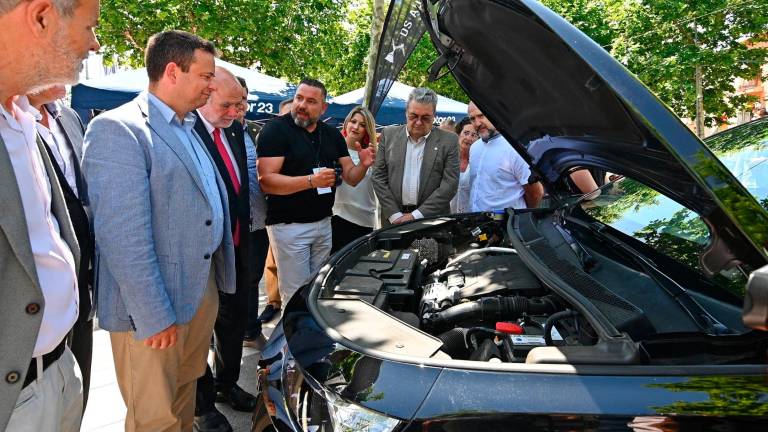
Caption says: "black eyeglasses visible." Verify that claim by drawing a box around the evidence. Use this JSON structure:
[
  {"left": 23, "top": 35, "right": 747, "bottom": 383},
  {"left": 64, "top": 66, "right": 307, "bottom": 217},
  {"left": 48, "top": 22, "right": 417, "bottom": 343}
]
[{"left": 407, "top": 113, "right": 435, "bottom": 124}]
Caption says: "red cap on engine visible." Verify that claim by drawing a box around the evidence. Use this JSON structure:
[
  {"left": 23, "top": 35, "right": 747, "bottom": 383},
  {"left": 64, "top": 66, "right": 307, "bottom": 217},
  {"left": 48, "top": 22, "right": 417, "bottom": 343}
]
[{"left": 496, "top": 322, "right": 524, "bottom": 335}]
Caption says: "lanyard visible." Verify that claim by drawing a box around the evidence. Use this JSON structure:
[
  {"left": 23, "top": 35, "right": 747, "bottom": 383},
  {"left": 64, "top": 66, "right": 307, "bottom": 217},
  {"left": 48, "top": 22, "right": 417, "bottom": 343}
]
[{"left": 301, "top": 126, "right": 323, "bottom": 168}]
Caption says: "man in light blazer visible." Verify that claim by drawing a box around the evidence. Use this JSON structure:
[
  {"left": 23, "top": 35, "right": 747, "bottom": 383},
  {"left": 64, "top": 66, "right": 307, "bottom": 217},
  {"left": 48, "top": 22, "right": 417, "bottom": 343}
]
[
  {"left": 0, "top": 1, "right": 100, "bottom": 431},
  {"left": 82, "top": 31, "right": 236, "bottom": 431},
  {"left": 372, "top": 87, "right": 460, "bottom": 227}
]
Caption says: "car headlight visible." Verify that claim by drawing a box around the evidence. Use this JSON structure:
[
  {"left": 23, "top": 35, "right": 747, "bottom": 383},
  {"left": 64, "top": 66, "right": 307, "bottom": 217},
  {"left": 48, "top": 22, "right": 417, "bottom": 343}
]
[{"left": 324, "top": 390, "right": 402, "bottom": 432}]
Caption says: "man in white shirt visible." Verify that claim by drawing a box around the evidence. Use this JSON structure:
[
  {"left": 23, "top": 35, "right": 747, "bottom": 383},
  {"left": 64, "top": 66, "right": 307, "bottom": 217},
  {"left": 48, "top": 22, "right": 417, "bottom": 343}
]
[
  {"left": 467, "top": 101, "right": 543, "bottom": 211},
  {"left": 372, "top": 87, "right": 459, "bottom": 227},
  {"left": 0, "top": 1, "right": 101, "bottom": 431}
]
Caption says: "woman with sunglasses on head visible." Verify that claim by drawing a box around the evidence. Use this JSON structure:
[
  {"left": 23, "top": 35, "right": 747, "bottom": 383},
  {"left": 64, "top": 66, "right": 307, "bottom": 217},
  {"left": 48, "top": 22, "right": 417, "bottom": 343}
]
[
  {"left": 331, "top": 106, "right": 379, "bottom": 252},
  {"left": 450, "top": 116, "right": 477, "bottom": 214}
]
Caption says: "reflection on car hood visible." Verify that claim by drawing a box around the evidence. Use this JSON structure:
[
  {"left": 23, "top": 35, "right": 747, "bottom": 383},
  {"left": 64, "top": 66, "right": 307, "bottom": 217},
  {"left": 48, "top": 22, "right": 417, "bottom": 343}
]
[{"left": 425, "top": 0, "right": 768, "bottom": 270}]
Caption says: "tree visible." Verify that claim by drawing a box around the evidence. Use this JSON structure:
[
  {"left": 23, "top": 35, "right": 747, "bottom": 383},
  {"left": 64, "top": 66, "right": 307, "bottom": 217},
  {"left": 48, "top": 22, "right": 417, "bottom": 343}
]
[
  {"left": 97, "top": 0, "right": 356, "bottom": 94},
  {"left": 607, "top": 0, "right": 768, "bottom": 134}
]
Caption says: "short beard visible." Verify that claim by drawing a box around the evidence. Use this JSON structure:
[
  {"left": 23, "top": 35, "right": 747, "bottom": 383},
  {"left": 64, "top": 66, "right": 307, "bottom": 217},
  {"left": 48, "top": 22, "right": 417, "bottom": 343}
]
[
  {"left": 28, "top": 27, "right": 84, "bottom": 91},
  {"left": 479, "top": 127, "right": 497, "bottom": 142},
  {"left": 291, "top": 111, "right": 317, "bottom": 129}
]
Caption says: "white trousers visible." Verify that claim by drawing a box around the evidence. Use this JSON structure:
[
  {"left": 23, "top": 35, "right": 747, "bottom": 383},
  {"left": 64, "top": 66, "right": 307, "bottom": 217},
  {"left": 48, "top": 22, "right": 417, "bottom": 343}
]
[
  {"left": 267, "top": 217, "right": 332, "bottom": 304},
  {"left": 6, "top": 346, "right": 83, "bottom": 432}
]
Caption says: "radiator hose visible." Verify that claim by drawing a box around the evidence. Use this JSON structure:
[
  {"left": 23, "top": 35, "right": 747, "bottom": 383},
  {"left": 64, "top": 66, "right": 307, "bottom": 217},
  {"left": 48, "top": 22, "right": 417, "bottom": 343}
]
[{"left": 425, "top": 295, "right": 560, "bottom": 330}]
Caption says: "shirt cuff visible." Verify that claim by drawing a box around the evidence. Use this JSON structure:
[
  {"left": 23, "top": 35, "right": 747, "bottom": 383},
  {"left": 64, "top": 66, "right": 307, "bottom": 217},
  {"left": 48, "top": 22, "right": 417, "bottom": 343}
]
[
  {"left": 389, "top": 212, "right": 404, "bottom": 223},
  {"left": 412, "top": 210, "right": 424, "bottom": 220}
]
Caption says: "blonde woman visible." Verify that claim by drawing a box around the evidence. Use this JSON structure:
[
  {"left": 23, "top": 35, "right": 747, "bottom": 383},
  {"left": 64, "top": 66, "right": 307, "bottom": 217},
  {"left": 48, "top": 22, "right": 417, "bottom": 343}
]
[{"left": 332, "top": 106, "right": 378, "bottom": 252}]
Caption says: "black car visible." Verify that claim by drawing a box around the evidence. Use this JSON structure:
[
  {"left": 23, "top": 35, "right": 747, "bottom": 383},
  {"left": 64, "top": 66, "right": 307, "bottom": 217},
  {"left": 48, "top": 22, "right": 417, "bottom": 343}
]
[{"left": 253, "top": 1, "right": 768, "bottom": 431}]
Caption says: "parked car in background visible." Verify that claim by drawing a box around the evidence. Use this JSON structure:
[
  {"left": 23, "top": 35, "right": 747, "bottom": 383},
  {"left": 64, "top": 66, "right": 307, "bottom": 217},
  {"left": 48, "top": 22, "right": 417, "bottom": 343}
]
[{"left": 252, "top": 1, "right": 768, "bottom": 431}]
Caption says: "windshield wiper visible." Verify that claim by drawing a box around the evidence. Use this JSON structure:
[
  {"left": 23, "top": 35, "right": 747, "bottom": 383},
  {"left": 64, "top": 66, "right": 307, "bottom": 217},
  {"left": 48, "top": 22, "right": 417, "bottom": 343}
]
[{"left": 567, "top": 217, "right": 734, "bottom": 336}]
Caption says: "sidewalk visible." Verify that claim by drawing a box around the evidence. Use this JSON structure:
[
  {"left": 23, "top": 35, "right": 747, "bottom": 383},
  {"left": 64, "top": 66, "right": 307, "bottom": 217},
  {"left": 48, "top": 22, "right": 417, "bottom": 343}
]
[{"left": 81, "top": 288, "right": 276, "bottom": 432}]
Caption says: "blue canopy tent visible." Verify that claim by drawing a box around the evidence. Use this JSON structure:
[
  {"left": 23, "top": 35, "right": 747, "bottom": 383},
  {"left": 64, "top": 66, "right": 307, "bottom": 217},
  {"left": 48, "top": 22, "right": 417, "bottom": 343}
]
[
  {"left": 71, "top": 59, "right": 295, "bottom": 124},
  {"left": 325, "top": 81, "right": 468, "bottom": 127}
]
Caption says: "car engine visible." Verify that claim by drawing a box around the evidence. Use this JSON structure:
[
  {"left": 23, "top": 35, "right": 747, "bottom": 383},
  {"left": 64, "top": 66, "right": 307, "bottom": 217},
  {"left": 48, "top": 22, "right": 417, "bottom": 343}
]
[{"left": 321, "top": 214, "right": 599, "bottom": 363}]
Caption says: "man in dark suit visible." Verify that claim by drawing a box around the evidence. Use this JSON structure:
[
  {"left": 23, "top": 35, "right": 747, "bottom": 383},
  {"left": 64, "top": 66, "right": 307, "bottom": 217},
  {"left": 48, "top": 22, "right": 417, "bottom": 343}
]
[
  {"left": 193, "top": 66, "right": 254, "bottom": 432},
  {"left": 372, "top": 87, "right": 460, "bottom": 227},
  {"left": 23, "top": 85, "right": 94, "bottom": 413}
]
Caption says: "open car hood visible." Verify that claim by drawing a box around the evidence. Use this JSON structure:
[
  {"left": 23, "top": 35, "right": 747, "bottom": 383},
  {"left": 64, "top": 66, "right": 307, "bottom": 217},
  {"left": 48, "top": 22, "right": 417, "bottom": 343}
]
[{"left": 421, "top": 0, "right": 768, "bottom": 272}]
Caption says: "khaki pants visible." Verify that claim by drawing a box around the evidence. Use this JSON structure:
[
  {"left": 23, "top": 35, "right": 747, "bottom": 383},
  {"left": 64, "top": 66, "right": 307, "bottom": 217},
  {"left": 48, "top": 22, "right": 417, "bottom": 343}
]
[
  {"left": 264, "top": 246, "right": 281, "bottom": 307},
  {"left": 110, "top": 269, "right": 219, "bottom": 432},
  {"left": 267, "top": 217, "right": 332, "bottom": 303}
]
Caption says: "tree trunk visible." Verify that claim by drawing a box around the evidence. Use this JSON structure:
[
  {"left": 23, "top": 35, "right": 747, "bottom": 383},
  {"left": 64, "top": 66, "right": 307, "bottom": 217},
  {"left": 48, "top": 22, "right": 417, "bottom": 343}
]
[
  {"left": 363, "top": 0, "right": 387, "bottom": 109},
  {"left": 695, "top": 64, "right": 705, "bottom": 138}
]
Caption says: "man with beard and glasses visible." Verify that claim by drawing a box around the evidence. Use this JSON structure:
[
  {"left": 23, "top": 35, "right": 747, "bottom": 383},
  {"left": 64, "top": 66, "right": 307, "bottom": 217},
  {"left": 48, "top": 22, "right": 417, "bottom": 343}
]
[
  {"left": 257, "top": 78, "right": 374, "bottom": 303},
  {"left": 82, "top": 31, "right": 237, "bottom": 431},
  {"left": 467, "top": 101, "right": 543, "bottom": 211},
  {"left": 0, "top": 1, "right": 100, "bottom": 431}
]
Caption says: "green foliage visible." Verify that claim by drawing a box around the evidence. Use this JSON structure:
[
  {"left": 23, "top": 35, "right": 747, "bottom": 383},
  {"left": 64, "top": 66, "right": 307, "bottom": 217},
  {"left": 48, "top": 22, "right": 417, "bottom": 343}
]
[
  {"left": 98, "top": 0, "right": 359, "bottom": 95},
  {"left": 649, "top": 376, "right": 768, "bottom": 415},
  {"left": 545, "top": 0, "right": 768, "bottom": 126}
]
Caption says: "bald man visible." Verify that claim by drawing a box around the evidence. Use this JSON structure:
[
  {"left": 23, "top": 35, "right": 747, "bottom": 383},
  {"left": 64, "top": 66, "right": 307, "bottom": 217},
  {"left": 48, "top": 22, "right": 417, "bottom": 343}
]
[{"left": 192, "top": 66, "right": 255, "bottom": 431}]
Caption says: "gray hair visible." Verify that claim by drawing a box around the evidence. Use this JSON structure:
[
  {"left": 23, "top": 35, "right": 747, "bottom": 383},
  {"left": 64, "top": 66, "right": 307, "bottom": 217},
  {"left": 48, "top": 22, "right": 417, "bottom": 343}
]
[
  {"left": 0, "top": 0, "right": 80, "bottom": 16},
  {"left": 407, "top": 87, "right": 438, "bottom": 112}
]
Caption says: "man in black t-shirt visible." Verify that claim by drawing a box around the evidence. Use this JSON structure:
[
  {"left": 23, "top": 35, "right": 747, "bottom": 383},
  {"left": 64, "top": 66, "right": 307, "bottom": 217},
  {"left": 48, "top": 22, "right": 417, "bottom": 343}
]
[{"left": 257, "top": 78, "right": 374, "bottom": 302}]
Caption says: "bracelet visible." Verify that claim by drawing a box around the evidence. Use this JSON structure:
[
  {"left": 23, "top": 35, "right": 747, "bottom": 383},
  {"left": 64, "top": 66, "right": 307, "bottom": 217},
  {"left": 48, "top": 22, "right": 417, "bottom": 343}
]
[{"left": 308, "top": 174, "right": 313, "bottom": 188}]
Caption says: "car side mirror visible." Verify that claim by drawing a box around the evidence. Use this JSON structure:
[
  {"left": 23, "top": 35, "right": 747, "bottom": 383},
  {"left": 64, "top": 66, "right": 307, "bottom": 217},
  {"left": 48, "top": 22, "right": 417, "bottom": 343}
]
[{"left": 743, "top": 264, "right": 768, "bottom": 331}]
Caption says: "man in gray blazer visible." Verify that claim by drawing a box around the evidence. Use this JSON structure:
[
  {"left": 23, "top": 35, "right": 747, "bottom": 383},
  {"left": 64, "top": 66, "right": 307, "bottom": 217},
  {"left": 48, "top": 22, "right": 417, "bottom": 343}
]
[
  {"left": 83, "top": 31, "right": 236, "bottom": 431},
  {"left": 0, "top": 1, "right": 100, "bottom": 431},
  {"left": 372, "top": 87, "right": 460, "bottom": 227}
]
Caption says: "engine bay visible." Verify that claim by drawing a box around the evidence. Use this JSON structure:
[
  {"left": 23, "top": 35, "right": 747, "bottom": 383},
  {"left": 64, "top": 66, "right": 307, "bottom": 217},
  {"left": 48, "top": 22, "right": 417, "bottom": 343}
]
[{"left": 316, "top": 211, "right": 767, "bottom": 366}]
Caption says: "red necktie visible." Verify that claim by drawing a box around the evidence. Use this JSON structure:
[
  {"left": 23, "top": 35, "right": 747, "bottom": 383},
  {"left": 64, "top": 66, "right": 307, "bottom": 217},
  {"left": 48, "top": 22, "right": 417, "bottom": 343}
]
[{"left": 213, "top": 128, "right": 241, "bottom": 246}]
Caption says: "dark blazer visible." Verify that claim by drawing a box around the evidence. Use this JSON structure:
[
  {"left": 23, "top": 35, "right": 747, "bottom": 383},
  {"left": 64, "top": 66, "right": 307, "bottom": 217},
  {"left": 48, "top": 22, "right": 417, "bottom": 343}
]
[
  {"left": 372, "top": 125, "right": 459, "bottom": 227},
  {"left": 41, "top": 102, "right": 93, "bottom": 322},
  {"left": 193, "top": 115, "right": 251, "bottom": 290}
]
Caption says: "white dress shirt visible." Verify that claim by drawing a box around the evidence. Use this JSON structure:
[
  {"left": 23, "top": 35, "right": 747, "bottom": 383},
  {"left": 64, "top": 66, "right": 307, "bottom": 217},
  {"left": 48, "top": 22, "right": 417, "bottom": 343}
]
[
  {"left": 0, "top": 101, "right": 78, "bottom": 357},
  {"left": 197, "top": 112, "right": 241, "bottom": 183},
  {"left": 468, "top": 133, "right": 532, "bottom": 211},
  {"left": 389, "top": 130, "right": 429, "bottom": 223},
  {"left": 450, "top": 166, "right": 471, "bottom": 214},
  {"left": 18, "top": 97, "right": 79, "bottom": 197}
]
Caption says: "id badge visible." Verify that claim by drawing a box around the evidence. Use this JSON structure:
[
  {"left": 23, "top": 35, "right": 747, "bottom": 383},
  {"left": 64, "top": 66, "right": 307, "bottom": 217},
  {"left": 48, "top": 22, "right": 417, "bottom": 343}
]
[{"left": 313, "top": 167, "right": 332, "bottom": 195}]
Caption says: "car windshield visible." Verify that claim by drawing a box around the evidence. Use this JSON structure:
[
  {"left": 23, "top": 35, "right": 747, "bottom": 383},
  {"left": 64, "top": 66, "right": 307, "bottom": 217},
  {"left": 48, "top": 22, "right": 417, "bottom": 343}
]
[{"left": 581, "top": 118, "right": 768, "bottom": 298}]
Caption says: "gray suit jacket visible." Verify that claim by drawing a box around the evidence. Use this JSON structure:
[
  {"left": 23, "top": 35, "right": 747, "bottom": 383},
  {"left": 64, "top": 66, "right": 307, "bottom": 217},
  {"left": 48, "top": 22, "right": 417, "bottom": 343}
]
[
  {"left": 0, "top": 133, "right": 80, "bottom": 431},
  {"left": 372, "top": 125, "right": 459, "bottom": 227},
  {"left": 82, "top": 91, "right": 236, "bottom": 340}
]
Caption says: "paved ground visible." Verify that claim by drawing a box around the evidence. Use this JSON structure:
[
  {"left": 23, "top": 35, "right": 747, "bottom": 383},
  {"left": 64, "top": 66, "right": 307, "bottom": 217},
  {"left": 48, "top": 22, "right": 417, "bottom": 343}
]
[{"left": 81, "top": 286, "right": 277, "bottom": 432}]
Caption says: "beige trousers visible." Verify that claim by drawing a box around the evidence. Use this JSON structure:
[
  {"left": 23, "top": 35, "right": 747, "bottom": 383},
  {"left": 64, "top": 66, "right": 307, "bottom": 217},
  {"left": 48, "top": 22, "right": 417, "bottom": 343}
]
[
  {"left": 110, "top": 270, "right": 219, "bottom": 432},
  {"left": 264, "top": 245, "right": 281, "bottom": 307}
]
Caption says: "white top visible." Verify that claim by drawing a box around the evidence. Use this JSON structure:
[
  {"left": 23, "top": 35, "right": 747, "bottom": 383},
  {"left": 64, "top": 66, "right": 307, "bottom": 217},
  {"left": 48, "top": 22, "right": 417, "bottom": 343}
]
[
  {"left": 0, "top": 101, "right": 78, "bottom": 357},
  {"left": 333, "top": 148, "right": 377, "bottom": 228},
  {"left": 389, "top": 130, "right": 428, "bottom": 223},
  {"left": 469, "top": 133, "right": 532, "bottom": 211},
  {"left": 450, "top": 166, "right": 471, "bottom": 214},
  {"left": 197, "top": 111, "right": 241, "bottom": 183},
  {"left": 18, "top": 98, "right": 79, "bottom": 197}
]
